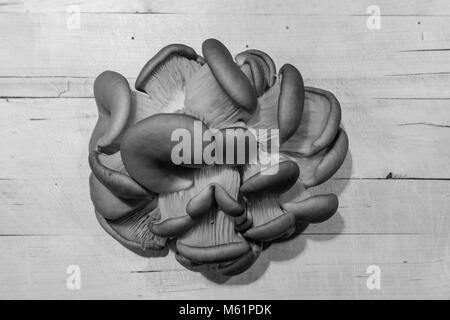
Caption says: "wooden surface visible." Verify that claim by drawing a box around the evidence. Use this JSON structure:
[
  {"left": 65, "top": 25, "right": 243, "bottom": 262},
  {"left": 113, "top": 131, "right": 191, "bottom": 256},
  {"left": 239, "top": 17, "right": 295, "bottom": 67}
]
[{"left": 0, "top": 0, "right": 449, "bottom": 299}]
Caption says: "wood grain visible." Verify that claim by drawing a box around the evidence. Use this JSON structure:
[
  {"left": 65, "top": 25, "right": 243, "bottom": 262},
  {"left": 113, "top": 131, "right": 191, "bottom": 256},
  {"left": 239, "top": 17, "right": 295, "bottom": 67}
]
[
  {"left": 0, "top": 233, "right": 448, "bottom": 299},
  {"left": 1, "top": 96, "right": 449, "bottom": 179},
  {"left": 1, "top": 13, "right": 450, "bottom": 78},
  {"left": 1, "top": 0, "right": 450, "bottom": 15},
  {"left": 0, "top": 0, "right": 449, "bottom": 299},
  {"left": 1, "top": 179, "right": 449, "bottom": 299}
]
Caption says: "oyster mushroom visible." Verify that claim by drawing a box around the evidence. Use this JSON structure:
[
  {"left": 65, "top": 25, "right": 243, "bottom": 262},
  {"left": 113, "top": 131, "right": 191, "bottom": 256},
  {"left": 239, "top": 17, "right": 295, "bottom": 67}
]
[
  {"left": 88, "top": 39, "right": 348, "bottom": 275},
  {"left": 238, "top": 64, "right": 348, "bottom": 242}
]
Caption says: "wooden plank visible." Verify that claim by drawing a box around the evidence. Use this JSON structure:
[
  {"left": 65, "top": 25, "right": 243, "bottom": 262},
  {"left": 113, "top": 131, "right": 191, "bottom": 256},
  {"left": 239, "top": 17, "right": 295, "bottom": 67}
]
[
  {"left": 2, "top": 74, "right": 450, "bottom": 99},
  {"left": 0, "top": 232, "right": 448, "bottom": 299},
  {"left": 1, "top": 0, "right": 450, "bottom": 15},
  {"left": 1, "top": 179, "right": 450, "bottom": 298},
  {"left": 0, "top": 0, "right": 449, "bottom": 301},
  {"left": 1, "top": 97, "right": 449, "bottom": 179},
  {"left": 1, "top": 13, "right": 450, "bottom": 78},
  {"left": 1, "top": 177, "right": 449, "bottom": 235},
  {"left": 0, "top": 77, "right": 94, "bottom": 98}
]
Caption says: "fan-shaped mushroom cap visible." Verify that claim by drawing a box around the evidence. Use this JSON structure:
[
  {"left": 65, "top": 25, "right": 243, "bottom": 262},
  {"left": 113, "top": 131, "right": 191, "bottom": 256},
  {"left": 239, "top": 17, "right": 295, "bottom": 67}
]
[
  {"left": 202, "top": 39, "right": 257, "bottom": 113},
  {"left": 120, "top": 113, "right": 210, "bottom": 194},
  {"left": 90, "top": 71, "right": 131, "bottom": 152}
]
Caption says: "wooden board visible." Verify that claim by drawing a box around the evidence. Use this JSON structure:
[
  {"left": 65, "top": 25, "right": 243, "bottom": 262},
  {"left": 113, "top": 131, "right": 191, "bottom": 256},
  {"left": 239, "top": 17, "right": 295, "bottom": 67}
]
[
  {"left": 0, "top": 0, "right": 449, "bottom": 299},
  {"left": 1, "top": 0, "right": 450, "bottom": 15},
  {"left": 1, "top": 95, "right": 449, "bottom": 180},
  {"left": 1, "top": 178, "right": 449, "bottom": 299},
  {"left": 1, "top": 13, "right": 450, "bottom": 79}
]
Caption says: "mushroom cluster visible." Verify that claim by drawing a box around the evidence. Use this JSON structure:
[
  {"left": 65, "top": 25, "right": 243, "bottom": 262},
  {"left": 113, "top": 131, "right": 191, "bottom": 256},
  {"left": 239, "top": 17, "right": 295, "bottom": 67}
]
[{"left": 88, "top": 39, "right": 348, "bottom": 276}]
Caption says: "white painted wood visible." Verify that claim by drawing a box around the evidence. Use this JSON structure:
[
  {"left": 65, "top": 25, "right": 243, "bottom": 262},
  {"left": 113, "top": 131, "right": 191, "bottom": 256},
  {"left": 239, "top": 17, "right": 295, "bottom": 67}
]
[
  {"left": 0, "top": 1, "right": 449, "bottom": 299},
  {"left": 1, "top": 13, "right": 450, "bottom": 79},
  {"left": 1, "top": 177, "right": 449, "bottom": 236},
  {"left": 2, "top": 74, "right": 450, "bottom": 99},
  {"left": 0, "top": 231, "right": 448, "bottom": 299},
  {"left": 1, "top": 178, "right": 449, "bottom": 299},
  {"left": 1, "top": 0, "right": 449, "bottom": 15},
  {"left": 1, "top": 97, "right": 449, "bottom": 179}
]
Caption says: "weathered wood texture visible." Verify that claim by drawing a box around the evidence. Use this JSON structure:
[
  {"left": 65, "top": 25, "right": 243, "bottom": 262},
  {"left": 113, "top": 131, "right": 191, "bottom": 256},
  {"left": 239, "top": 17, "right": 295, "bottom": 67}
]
[
  {"left": 0, "top": 0, "right": 449, "bottom": 299},
  {"left": 1, "top": 0, "right": 450, "bottom": 15}
]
